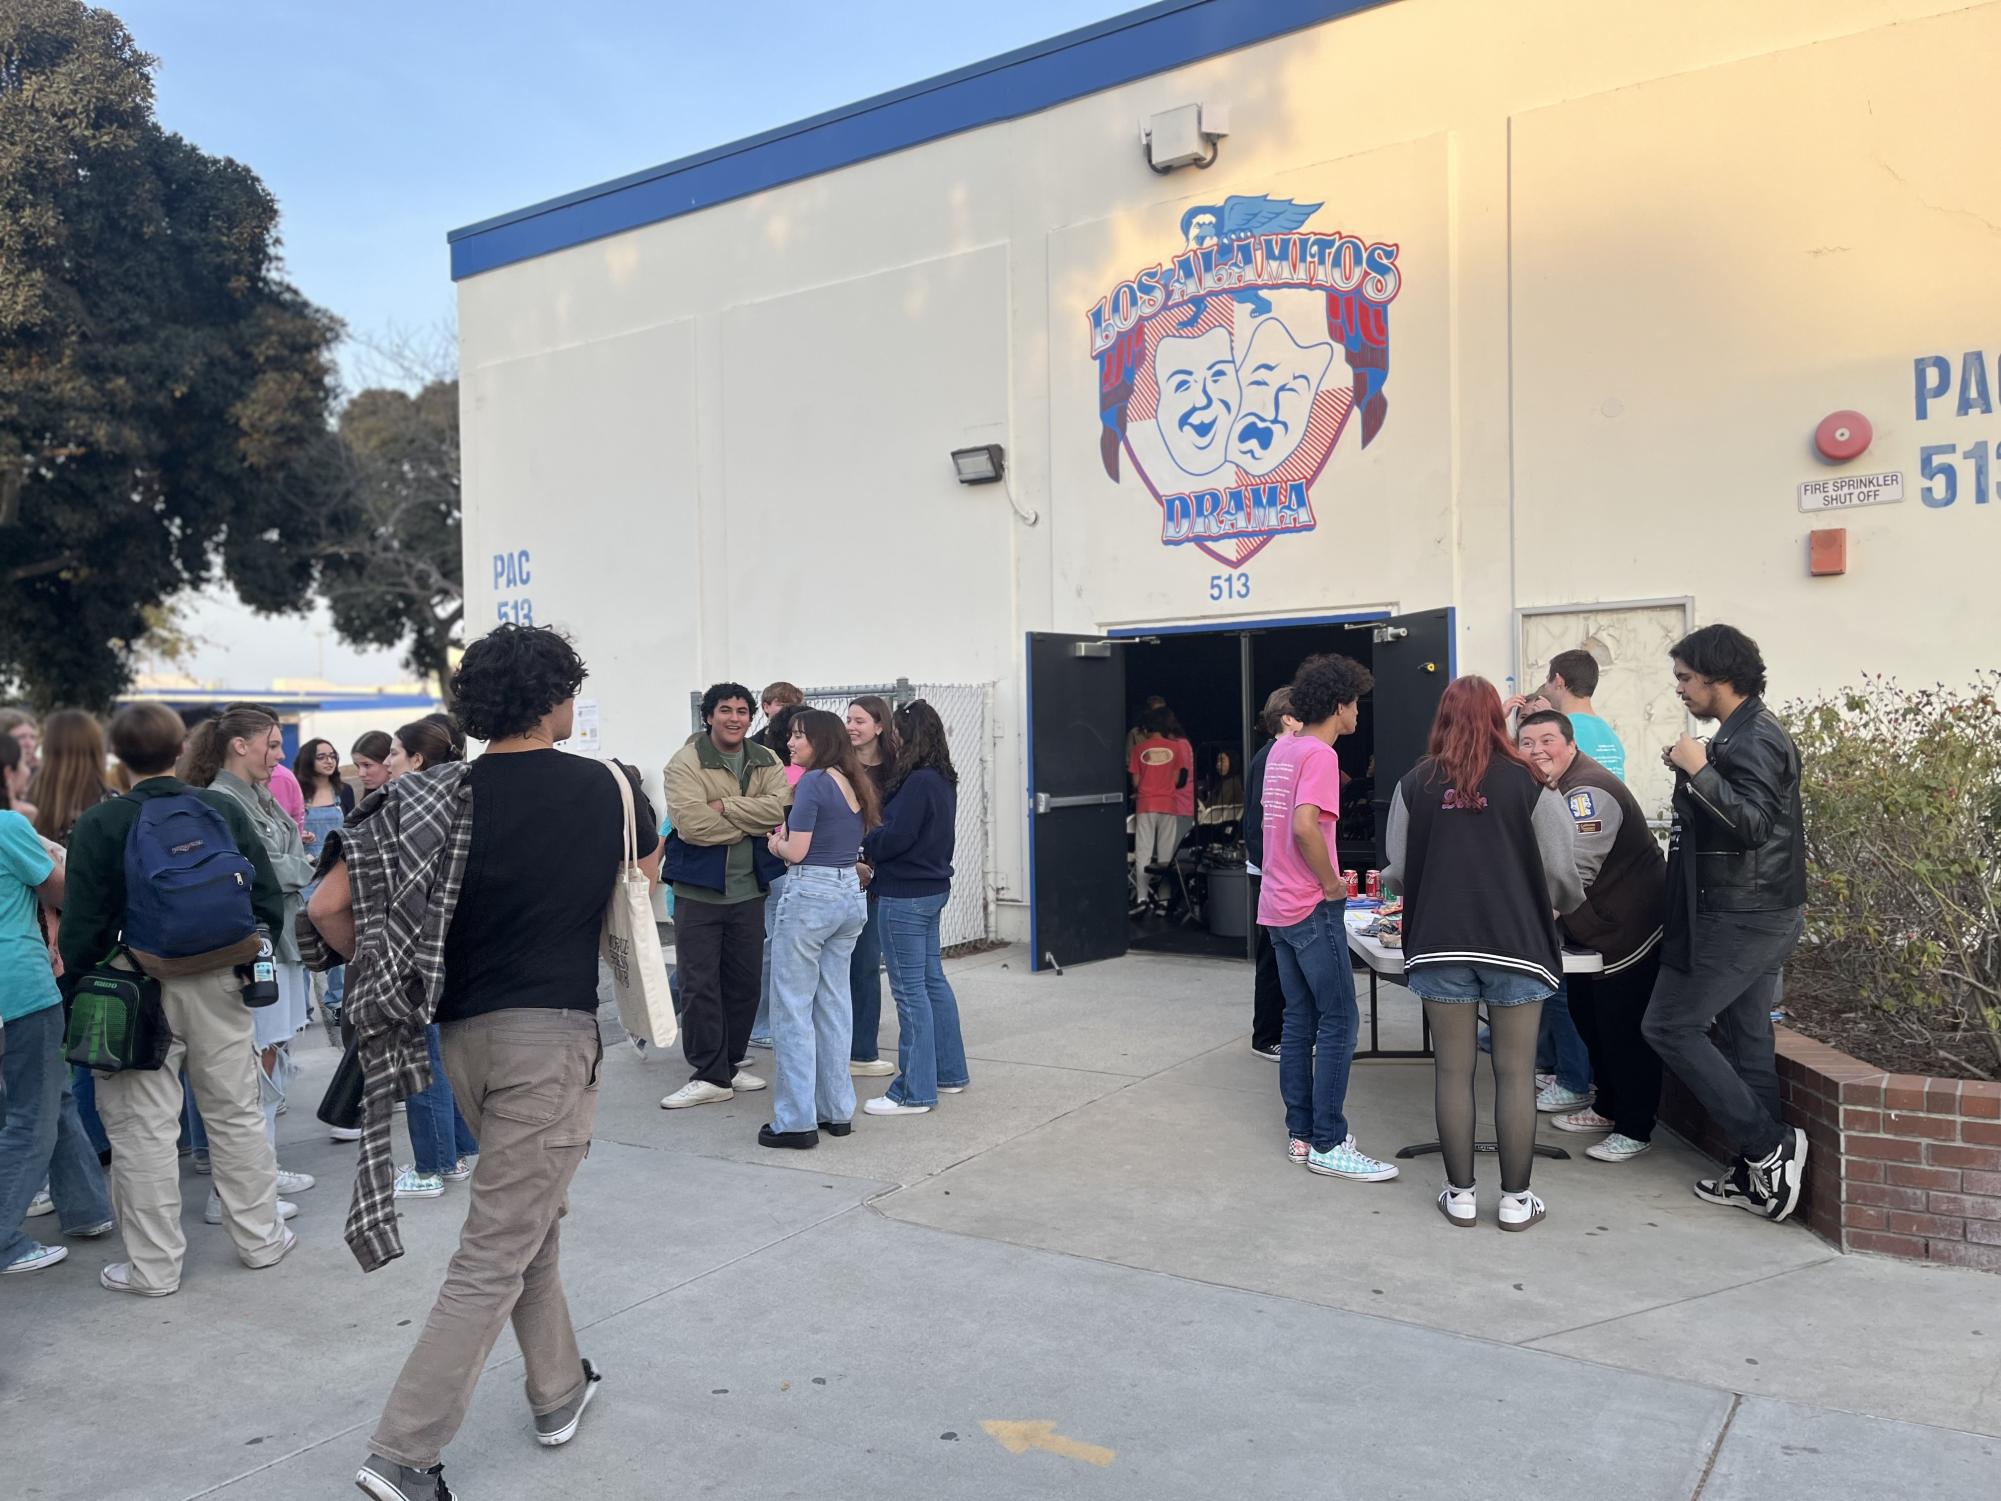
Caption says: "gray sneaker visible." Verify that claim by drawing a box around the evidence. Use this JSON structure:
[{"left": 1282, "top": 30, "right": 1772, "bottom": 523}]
[
  {"left": 355, "top": 1453, "right": 453, "bottom": 1500},
  {"left": 534, "top": 1359, "right": 603, "bottom": 1447}
]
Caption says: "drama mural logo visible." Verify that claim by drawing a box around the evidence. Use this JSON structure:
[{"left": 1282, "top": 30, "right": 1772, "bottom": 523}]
[{"left": 1088, "top": 195, "right": 1397, "bottom": 568}]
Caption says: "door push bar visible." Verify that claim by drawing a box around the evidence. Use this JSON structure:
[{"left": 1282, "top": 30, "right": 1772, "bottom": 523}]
[{"left": 1034, "top": 791, "right": 1125, "bottom": 814}]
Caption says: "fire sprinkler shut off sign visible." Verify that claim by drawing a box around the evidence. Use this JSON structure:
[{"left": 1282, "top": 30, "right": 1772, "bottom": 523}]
[{"left": 1797, "top": 470, "right": 1904, "bottom": 512}]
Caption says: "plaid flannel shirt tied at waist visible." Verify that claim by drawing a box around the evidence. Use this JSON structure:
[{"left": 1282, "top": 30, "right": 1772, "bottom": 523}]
[{"left": 329, "top": 763, "right": 474, "bottom": 1272}]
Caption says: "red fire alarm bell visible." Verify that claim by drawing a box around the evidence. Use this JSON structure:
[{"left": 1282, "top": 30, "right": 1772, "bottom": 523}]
[{"left": 1814, "top": 410, "right": 1872, "bottom": 463}]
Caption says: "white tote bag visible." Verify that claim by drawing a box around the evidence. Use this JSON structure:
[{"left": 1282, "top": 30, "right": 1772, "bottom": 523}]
[{"left": 600, "top": 760, "right": 677, "bottom": 1048}]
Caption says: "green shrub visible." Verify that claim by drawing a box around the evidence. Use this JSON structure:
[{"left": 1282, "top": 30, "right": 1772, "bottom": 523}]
[{"left": 1785, "top": 675, "right": 2001, "bottom": 1078}]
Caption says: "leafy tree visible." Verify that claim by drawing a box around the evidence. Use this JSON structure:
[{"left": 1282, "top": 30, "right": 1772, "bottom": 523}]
[
  {"left": 318, "top": 378, "right": 464, "bottom": 703},
  {"left": 0, "top": 0, "right": 343, "bottom": 709}
]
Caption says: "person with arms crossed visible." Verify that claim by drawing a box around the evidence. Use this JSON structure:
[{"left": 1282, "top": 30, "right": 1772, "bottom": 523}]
[
  {"left": 1259, "top": 655, "right": 1397, "bottom": 1184},
  {"left": 1641, "top": 625, "right": 1810, "bottom": 1223},
  {"left": 660, "top": 683, "right": 790, "bottom": 1110}
]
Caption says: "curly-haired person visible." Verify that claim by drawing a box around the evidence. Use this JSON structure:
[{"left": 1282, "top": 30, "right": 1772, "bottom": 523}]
[
  {"left": 1256, "top": 654, "right": 1401, "bottom": 1186},
  {"left": 311, "top": 624, "right": 661, "bottom": 1501}
]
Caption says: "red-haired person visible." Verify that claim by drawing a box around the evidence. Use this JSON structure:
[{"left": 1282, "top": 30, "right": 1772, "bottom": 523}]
[{"left": 1383, "top": 677, "right": 1583, "bottom": 1232}]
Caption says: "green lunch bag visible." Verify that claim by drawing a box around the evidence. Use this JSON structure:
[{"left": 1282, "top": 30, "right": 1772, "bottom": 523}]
[{"left": 64, "top": 948, "right": 172, "bottom": 1073}]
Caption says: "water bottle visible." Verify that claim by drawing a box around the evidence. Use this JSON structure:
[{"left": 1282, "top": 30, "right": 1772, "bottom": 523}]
[{"left": 238, "top": 925, "right": 279, "bottom": 1008}]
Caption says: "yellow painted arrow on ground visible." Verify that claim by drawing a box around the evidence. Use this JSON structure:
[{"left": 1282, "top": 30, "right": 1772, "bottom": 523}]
[{"left": 980, "top": 1419, "right": 1117, "bottom": 1467}]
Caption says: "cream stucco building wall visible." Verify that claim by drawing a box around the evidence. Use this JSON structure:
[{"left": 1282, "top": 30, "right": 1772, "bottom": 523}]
[{"left": 455, "top": 0, "right": 2001, "bottom": 938}]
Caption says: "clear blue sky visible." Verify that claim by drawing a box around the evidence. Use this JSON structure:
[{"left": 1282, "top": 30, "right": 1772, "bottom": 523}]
[
  {"left": 109, "top": 0, "right": 1129, "bottom": 683},
  {"left": 115, "top": 0, "right": 1130, "bottom": 391}
]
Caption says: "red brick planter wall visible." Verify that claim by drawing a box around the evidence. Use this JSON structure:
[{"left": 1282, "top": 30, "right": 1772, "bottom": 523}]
[{"left": 1658, "top": 1025, "right": 2001, "bottom": 1271}]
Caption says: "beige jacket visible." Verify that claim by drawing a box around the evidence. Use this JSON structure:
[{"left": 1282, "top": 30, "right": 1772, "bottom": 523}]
[{"left": 663, "top": 732, "right": 791, "bottom": 846}]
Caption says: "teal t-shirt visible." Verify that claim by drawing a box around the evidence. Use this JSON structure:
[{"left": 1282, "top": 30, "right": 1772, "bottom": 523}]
[
  {"left": 1570, "top": 712, "right": 1627, "bottom": 782},
  {"left": 0, "top": 809, "right": 60, "bottom": 1023}
]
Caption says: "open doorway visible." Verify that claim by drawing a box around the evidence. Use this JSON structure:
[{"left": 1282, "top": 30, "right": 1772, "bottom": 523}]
[
  {"left": 1025, "top": 609, "right": 1450, "bottom": 973},
  {"left": 1118, "top": 620, "right": 1386, "bottom": 961}
]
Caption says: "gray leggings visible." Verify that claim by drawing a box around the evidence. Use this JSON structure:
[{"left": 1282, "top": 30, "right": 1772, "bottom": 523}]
[{"left": 1425, "top": 1000, "right": 1544, "bottom": 1194}]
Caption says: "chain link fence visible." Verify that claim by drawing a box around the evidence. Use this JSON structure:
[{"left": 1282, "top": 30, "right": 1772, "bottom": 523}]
[{"left": 688, "top": 679, "right": 994, "bottom": 947}]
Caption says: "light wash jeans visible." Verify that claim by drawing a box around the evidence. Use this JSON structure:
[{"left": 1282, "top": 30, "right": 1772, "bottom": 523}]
[
  {"left": 1, "top": 1004, "right": 114, "bottom": 1263},
  {"left": 406, "top": 1023, "right": 479, "bottom": 1175},
  {"left": 1537, "top": 979, "right": 1593, "bottom": 1090},
  {"left": 768, "top": 865, "right": 867, "bottom": 1134},
  {"left": 750, "top": 871, "right": 787, "bottom": 1045},
  {"left": 878, "top": 891, "right": 969, "bottom": 1107}
]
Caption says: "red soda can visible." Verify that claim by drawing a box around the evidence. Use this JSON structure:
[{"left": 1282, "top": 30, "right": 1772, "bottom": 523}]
[
  {"left": 1366, "top": 869, "right": 1381, "bottom": 900},
  {"left": 1344, "top": 869, "right": 1360, "bottom": 900}
]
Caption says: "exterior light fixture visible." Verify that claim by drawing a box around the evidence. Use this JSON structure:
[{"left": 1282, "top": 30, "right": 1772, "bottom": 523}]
[
  {"left": 1141, "top": 103, "right": 1229, "bottom": 173},
  {"left": 951, "top": 444, "right": 1005, "bottom": 485}
]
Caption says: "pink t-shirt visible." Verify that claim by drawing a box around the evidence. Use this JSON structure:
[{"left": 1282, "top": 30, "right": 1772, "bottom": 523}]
[
  {"left": 267, "top": 761, "right": 307, "bottom": 832},
  {"left": 1129, "top": 736, "right": 1194, "bottom": 816},
  {"left": 1256, "top": 734, "right": 1343, "bottom": 928}
]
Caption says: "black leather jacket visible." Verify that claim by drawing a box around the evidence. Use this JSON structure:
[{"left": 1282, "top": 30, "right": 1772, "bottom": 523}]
[{"left": 1670, "top": 696, "right": 1807, "bottom": 912}]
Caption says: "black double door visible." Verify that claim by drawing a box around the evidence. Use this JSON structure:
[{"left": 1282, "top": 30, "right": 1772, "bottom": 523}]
[{"left": 1026, "top": 609, "right": 1450, "bottom": 974}]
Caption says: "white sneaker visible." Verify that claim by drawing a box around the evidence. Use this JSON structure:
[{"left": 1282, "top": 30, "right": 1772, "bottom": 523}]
[
  {"left": 3, "top": 1242, "right": 66, "bottom": 1274},
  {"left": 1586, "top": 1133, "right": 1653, "bottom": 1163},
  {"left": 863, "top": 1097, "right": 931, "bottom": 1116},
  {"left": 27, "top": 1188, "right": 54, "bottom": 1217},
  {"left": 1535, "top": 1071, "right": 1556, "bottom": 1091},
  {"left": 101, "top": 1261, "right": 174, "bottom": 1296},
  {"left": 730, "top": 1070, "right": 768, "bottom": 1093},
  {"left": 1437, "top": 1185, "right": 1478, "bottom": 1227},
  {"left": 661, "top": 1080, "right": 734, "bottom": 1109},
  {"left": 1287, "top": 1137, "right": 1310, "bottom": 1166},
  {"left": 1552, "top": 1107, "right": 1616, "bottom": 1134},
  {"left": 207, "top": 1190, "right": 298, "bottom": 1224},
  {"left": 1498, "top": 1189, "right": 1547, "bottom": 1232},
  {"left": 1535, "top": 1083, "right": 1593, "bottom": 1114},
  {"left": 939, "top": 1084, "right": 968, "bottom": 1094},
  {"left": 441, "top": 1156, "right": 476, "bottom": 1182},
  {"left": 245, "top": 1226, "right": 298, "bottom": 1268},
  {"left": 276, "top": 1168, "right": 316, "bottom": 1194},
  {"left": 328, "top": 1125, "right": 363, "bottom": 1142},
  {"left": 393, "top": 1168, "right": 445, "bottom": 1199},
  {"left": 849, "top": 1058, "right": 896, "bottom": 1077}
]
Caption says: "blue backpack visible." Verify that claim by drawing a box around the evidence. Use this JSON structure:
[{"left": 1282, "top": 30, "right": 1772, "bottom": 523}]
[{"left": 122, "top": 792, "right": 259, "bottom": 960}]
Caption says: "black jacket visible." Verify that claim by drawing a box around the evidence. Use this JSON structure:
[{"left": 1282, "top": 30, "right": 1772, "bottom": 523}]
[
  {"left": 1663, "top": 696, "right": 1806, "bottom": 966},
  {"left": 1244, "top": 738, "right": 1275, "bottom": 870}
]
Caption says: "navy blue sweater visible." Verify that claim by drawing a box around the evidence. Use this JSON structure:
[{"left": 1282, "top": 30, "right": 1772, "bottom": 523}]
[{"left": 862, "top": 768, "right": 956, "bottom": 898}]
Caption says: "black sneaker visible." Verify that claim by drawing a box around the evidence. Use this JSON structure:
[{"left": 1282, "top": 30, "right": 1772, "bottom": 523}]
[
  {"left": 1250, "top": 1042, "right": 1281, "bottom": 1062},
  {"left": 758, "top": 1125, "right": 818, "bottom": 1150},
  {"left": 534, "top": 1358, "right": 603, "bottom": 1447},
  {"left": 1746, "top": 1127, "right": 1807, "bottom": 1223},
  {"left": 1692, "top": 1160, "right": 1768, "bottom": 1214},
  {"left": 355, "top": 1454, "right": 453, "bottom": 1500}
]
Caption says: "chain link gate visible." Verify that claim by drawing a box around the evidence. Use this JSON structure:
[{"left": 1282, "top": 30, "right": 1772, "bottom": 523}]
[{"left": 689, "top": 679, "right": 994, "bottom": 948}]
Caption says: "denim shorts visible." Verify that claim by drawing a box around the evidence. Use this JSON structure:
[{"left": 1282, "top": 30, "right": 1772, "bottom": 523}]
[{"left": 1406, "top": 961, "right": 1553, "bottom": 1007}]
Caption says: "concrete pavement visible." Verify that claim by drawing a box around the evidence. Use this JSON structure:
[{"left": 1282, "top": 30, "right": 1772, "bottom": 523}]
[{"left": 3, "top": 945, "right": 1995, "bottom": 1499}]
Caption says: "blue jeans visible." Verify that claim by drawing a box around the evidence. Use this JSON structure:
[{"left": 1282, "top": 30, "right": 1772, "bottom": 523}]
[
  {"left": 878, "top": 891, "right": 970, "bottom": 1106},
  {"left": 1537, "top": 979, "right": 1592, "bottom": 1090},
  {"left": 769, "top": 865, "right": 867, "bottom": 1134},
  {"left": 1, "top": 1005, "right": 114, "bottom": 1262},
  {"left": 751, "top": 871, "right": 787, "bottom": 1043},
  {"left": 1409, "top": 963, "right": 1555, "bottom": 1006},
  {"left": 72, "top": 1064, "right": 110, "bottom": 1157},
  {"left": 1270, "top": 902, "right": 1361, "bottom": 1152},
  {"left": 405, "top": 1024, "right": 478, "bottom": 1174},
  {"left": 849, "top": 893, "right": 883, "bottom": 1061}
]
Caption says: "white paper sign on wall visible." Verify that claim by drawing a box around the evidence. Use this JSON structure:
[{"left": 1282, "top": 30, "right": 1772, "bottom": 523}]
[
  {"left": 1797, "top": 471, "right": 1904, "bottom": 513},
  {"left": 560, "top": 697, "right": 602, "bottom": 756}
]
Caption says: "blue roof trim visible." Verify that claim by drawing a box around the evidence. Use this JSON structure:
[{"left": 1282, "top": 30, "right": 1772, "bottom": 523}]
[{"left": 448, "top": 0, "right": 1393, "bottom": 280}]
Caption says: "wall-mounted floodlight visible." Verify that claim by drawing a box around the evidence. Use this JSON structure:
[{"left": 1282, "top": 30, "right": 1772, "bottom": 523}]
[
  {"left": 1141, "top": 103, "right": 1228, "bottom": 173},
  {"left": 951, "top": 444, "right": 1005, "bottom": 485}
]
